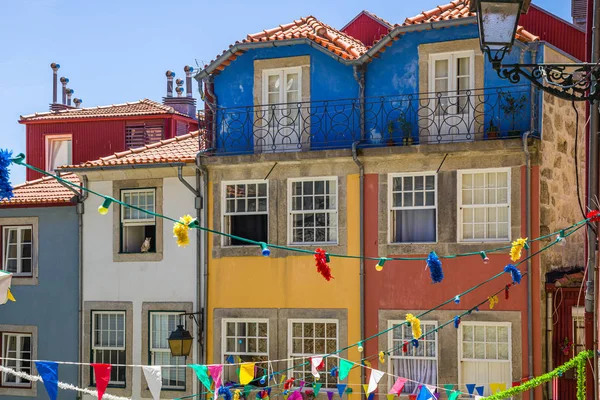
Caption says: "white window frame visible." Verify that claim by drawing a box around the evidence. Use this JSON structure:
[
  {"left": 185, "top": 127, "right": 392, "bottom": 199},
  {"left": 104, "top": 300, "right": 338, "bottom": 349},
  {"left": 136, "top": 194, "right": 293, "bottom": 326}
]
[
  {"left": 287, "top": 318, "right": 339, "bottom": 388},
  {"left": 457, "top": 168, "right": 511, "bottom": 242},
  {"left": 428, "top": 51, "right": 475, "bottom": 98},
  {"left": 387, "top": 320, "right": 438, "bottom": 392},
  {"left": 1, "top": 333, "right": 32, "bottom": 387},
  {"left": 221, "top": 318, "right": 270, "bottom": 363},
  {"left": 287, "top": 176, "right": 339, "bottom": 246},
  {"left": 261, "top": 66, "right": 303, "bottom": 106},
  {"left": 388, "top": 172, "right": 438, "bottom": 244},
  {"left": 45, "top": 134, "right": 72, "bottom": 172},
  {"left": 149, "top": 312, "right": 186, "bottom": 390},
  {"left": 221, "top": 180, "right": 269, "bottom": 247},
  {"left": 120, "top": 189, "right": 156, "bottom": 226},
  {"left": 91, "top": 311, "right": 126, "bottom": 386},
  {"left": 2, "top": 226, "right": 33, "bottom": 276}
]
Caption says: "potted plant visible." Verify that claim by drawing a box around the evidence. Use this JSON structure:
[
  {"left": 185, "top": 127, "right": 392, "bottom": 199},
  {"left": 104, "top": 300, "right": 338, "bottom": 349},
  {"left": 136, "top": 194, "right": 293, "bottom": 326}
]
[
  {"left": 486, "top": 120, "right": 499, "bottom": 139},
  {"left": 500, "top": 92, "right": 527, "bottom": 138},
  {"left": 396, "top": 113, "right": 413, "bottom": 146}
]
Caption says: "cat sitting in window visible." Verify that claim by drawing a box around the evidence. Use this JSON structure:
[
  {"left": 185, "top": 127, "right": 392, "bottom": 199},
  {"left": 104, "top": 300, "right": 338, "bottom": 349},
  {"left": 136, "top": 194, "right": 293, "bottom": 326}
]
[{"left": 141, "top": 237, "right": 152, "bottom": 253}]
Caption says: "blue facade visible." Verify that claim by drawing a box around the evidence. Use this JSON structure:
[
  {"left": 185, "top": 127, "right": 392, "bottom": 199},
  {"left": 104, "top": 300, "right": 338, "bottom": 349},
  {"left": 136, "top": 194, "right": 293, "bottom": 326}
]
[
  {"left": 212, "top": 22, "right": 543, "bottom": 153},
  {"left": 0, "top": 206, "right": 79, "bottom": 400}
]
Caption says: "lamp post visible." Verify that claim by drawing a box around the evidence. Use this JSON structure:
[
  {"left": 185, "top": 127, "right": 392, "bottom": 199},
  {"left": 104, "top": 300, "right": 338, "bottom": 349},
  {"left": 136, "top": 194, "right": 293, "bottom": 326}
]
[
  {"left": 473, "top": 0, "right": 600, "bottom": 102},
  {"left": 473, "top": 1, "right": 599, "bottom": 399}
]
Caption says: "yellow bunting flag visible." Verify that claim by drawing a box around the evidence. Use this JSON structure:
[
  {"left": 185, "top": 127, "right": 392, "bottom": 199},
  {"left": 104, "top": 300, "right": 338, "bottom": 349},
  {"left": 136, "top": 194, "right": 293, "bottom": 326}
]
[
  {"left": 490, "top": 383, "right": 506, "bottom": 394},
  {"left": 363, "top": 384, "right": 369, "bottom": 399},
  {"left": 280, "top": 374, "right": 286, "bottom": 384},
  {"left": 239, "top": 362, "right": 256, "bottom": 385},
  {"left": 7, "top": 288, "right": 15, "bottom": 302},
  {"left": 387, "top": 395, "right": 395, "bottom": 400}
]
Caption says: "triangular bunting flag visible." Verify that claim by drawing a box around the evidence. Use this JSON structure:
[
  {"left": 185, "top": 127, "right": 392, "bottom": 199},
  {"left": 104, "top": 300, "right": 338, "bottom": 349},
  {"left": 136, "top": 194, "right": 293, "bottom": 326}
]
[
  {"left": 299, "top": 381, "right": 306, "bottom": 390},
  {"left": 490, "top": 383, "right": 499, "bottom": 394},
  {"left": 280, "top": 374, "right": 286, "bottom": 384},
  {"left": 337, "top": 383, "right": 347, "bottom": 397},
  {"left": 416, "top": 386, "right": 431, "bottom": 400},
  {"left": 495, "top": 383, "right": 506, "bottom": 393},
  {"left": 465, "top": 384, "right": 476, "bottom": 395},
  {"left": 208, "top": 365, "right": 223, "bottom": 395},
  {"left": 243, "top": 384, "right": 254, "bottom": 397},
  {"left": 0, "top": 271, "right": 13, "bottom": 305},
  {"left": 448, "top": 391, "right": 461, "bottom": 400},
  {"left": 425, "top": 385, "right": 436, "bottom": 397},
  {"left": 389, "top": 377, "right": 407, "bottom": 395},
  {"left": 328, "top": 392, "right": 334, "bottom": 400},
  {"left": 142, "top": 366, "right": 162, "bottom": 400},
  {"left": 367, "top": 369, "right": 384, "bottom": 394},
  {"left": 443, "top": 384, "right": 454, "bottom": 397},
  {"left": 91, "top": 363, "right": 111, "bottom": 400},
  {"left": 512, "top": 381, "right": 520, "bottom": 387},
  {"left": 475, "top": 386, "right": 484, "bottom": 396},
  {"left": 386, "top": 394, "right": 395, "bottom": 400},
  {"left": 189, "top": 364, "right": 213, "bottom": 392},
  {"left": 362, "top": 384, "right": 369, "bottom": 398},
  {"left": 35, "top": 361, "right": 58, "bottom": 400},
  {"left": 7, "top": 288, "right": 15, "bottom": 302},
  {"left": 239, "top": 362, "right": 256, "bottom": 385},
  {"left": 288, "top": 391, "right": 302, "bottom": 400},
  {"left": 367, "top": 394, "right": 374, "bottom": 400},
  {"left": 311, "top": 357, "right": 323, "bottom": 379},
  {"left": 339, "top": 359, "right": 353, "bottom": 381},
  {"left": 313, "top": 383, "right": 323, "bottom": 397},
  {"left": 226, "top": 355, "right": 234, "bottom": 364}
]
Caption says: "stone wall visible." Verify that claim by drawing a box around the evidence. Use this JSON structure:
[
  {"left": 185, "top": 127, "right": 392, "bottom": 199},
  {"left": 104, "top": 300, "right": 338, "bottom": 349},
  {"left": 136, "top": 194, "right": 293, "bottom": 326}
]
[{"left": 538, "top": 47, "right": 587, "bottom": 273}]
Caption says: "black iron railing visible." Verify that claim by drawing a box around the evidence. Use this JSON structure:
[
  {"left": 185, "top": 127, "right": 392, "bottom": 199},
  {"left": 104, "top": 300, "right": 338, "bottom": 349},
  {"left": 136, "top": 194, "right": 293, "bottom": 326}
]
[{"left": 203, "top": 85, "right": 539, "bottom": 155}]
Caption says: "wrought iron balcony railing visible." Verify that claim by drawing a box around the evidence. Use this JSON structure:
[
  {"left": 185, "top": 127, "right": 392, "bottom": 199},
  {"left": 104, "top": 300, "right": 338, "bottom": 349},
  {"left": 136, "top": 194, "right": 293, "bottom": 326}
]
[{"left": 203, "top": 85, "right": 539, "bottom": 155}]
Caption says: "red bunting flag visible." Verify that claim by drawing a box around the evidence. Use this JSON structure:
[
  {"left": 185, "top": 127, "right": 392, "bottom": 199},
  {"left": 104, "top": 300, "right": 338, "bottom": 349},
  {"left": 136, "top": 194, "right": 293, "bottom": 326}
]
[{"left": 92, "top": 364, "right": 111, "bottom": 400}]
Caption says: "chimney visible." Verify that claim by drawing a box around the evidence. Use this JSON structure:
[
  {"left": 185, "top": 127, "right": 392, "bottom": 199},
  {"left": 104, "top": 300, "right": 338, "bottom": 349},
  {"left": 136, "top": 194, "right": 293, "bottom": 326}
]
[
  {"left": 166, "top": 70, "right": 175, "bottom": 97},
  {"left": 60, "top": 77, "right": 69, "bottom": 104},
  {"left": 184, "top": 65, "right": 194, "bottom": 97},
  {"left": 50, "top": 63, "right": 60, "bottom": 104},
  {"left": 162, "top": 67, "right": 197, "bottom": 120},
  {"left": 175, "top": 79, "right": 184, "bottom": 97},
  {"left": 66, "top": 88, "right": 74, "bottom": 106},
  {"left": 572, "top": 0, "right": 587, "bottom": 28},
  {"left": 73, "top": 98, "right": 83, "bottom": 108}
]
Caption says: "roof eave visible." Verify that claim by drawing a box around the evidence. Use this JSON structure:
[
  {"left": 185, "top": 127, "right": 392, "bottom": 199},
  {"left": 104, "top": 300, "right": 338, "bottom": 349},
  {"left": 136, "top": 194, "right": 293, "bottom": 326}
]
[{"left": 59, "top": 161, "right": 193, "bottom": 173}]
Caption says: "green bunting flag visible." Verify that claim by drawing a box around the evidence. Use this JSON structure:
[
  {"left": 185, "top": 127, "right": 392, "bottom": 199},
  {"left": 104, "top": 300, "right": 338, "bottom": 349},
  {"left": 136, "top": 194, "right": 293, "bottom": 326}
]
[
  {"left": 443, "top": 384, "right": 454, "bottom": 397},
  {"left": 448, "top": 391, "right": 461, "bottom": 400},
  {"left": 188, "top": 364, "right": 212, "bottom": 393},
  {"left": 244, "top": 385, "right": 254, "bottom": 397},
  {"left": 313, "top": 383, "right": 322, "bottom": 397},
  {"left": 339, "top": 359, "right": 353, "bottom": 381}
]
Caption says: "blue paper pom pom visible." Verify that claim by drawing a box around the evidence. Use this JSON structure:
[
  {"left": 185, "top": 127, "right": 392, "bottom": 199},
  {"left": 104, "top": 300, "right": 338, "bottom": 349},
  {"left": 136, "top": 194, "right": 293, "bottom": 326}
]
[
  {"left": 0, "top": 150, "right": 14, "bottom": 201},
  {"left": 219, "top": 387, "right": 232, "bottom": 400},
  {"left": 411, "top": 339, "right": 419, "bottom": 348},
  {"left": 454, "top": 316, "right": 461, "bottom": 328},
  {"left": 426, "top": 251, "right": 443, "bottom": 283},
  {"left": 504, "top": 263, "right": 522, "bottom": 284},
  {"left": 454, "top": 295, "right": 460, "bottom": 304},
  {"left": 260, "top": 375, "right": 266, "bottom": 385}
]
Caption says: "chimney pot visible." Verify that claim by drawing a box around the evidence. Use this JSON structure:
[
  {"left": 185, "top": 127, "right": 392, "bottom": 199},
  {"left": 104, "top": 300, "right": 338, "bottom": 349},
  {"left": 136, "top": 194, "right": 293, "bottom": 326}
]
[
  {"left": 50, "top": 63, "right": 60, "bottom": 105},
  {"left": 60, "top": 77, "right": 69, "bottom": 104},
  {"left": 184, "top": 65, "right": 194, "bottom": 97},
  {"left": 73, "top": 98, "right": 83, "bottom": 108},
  {"left": 166, "top": 70, "right": 175, "bottom": 97},
  {"left": 66, "top": 88, "right": 74, "bottom": 106}
]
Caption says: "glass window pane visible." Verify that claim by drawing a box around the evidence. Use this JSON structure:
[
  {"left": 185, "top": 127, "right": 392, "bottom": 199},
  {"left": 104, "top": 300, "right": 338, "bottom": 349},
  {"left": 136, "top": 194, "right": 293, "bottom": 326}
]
[{"left": 435, "top": 59, "right": 448, "bottom": 78}]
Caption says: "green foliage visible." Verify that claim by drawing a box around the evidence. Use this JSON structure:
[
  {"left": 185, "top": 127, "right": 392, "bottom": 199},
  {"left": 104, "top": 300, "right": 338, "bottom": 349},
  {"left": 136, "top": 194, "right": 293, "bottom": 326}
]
[{"left": 483, "top": 350, "right": 593, "bottom": 400}]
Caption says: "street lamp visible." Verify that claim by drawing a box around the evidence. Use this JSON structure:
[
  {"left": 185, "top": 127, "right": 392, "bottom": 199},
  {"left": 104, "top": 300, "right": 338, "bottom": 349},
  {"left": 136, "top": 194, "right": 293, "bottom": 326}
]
[
  {"left": 168, "top": 324, "right": 194, "bottom": 357},
  {"left": 473, "top": 0, "right": 600, "bottom": 102}
]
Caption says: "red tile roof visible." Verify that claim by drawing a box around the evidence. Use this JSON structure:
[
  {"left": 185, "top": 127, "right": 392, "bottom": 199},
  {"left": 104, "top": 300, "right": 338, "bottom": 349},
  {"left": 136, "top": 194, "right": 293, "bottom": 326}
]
[
  {"left": 401, "top": 0, "right": 539, "bottom": 42},
  {"left": 206, "top": 16, "right": 368, "bottom": 74},
  {"left": 20, "top": 99, "right": 193, "bottom": 122},
  {"left": 0, "top": 173, "right": 80, "bottom": 205},
  {"left": 63, "top": 131, "right": 202, "bottom": 169}
]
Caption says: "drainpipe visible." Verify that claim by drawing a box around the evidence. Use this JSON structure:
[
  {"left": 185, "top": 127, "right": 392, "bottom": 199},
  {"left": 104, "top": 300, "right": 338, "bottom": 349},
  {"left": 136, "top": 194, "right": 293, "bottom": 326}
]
[
  {"left": 351, "top": 142, "right": 364, "bottom": 385},
  {"left": 546, "top": 291, "right": 553, "bottom": 399},
  {"left": 353, "top": 66, "right": 365, "bottom": 140},
  {"left": 177, "top": 165, "right": 203, "bottom": 370},
  {"left": 77, "top": 176, "right": 88, "bottom": 395},
  {"left": 195, "top": 154, "right": 209, "bottom": 367},
  {"left": 522, "top": 131, "right": 532, "bottom": 400}
]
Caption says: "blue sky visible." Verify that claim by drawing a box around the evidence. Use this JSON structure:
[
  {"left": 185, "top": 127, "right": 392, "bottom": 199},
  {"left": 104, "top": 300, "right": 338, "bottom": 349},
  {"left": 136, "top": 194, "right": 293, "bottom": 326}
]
[{"left": 0, "top": 0, "right": 572, "bottom": 184}]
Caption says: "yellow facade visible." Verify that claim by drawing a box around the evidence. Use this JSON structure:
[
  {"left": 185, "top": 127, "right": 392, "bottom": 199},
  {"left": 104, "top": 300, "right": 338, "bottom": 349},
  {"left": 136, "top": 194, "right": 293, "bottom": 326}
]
[{"left": 206, "top": 173, "right": 362, "bottom": 395}]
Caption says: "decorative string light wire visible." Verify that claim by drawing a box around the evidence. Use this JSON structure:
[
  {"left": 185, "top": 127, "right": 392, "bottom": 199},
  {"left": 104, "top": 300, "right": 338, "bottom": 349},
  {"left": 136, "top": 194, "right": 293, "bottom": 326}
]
[{"left": 6, "top": 155, "right": 589, "bottom": 262}]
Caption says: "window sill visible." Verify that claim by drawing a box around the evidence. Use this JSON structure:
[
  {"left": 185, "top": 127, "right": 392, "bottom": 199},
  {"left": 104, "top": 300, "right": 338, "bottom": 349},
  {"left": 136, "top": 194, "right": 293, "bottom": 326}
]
[
  {"left": 0, "top": 385, "right": 36, "bottom": 397},
  {"left": 10, "top": 275, "right": 38, "bottom": 286},
  {"left": 113, "top": 252, "right": 163, "bottom": 263}
]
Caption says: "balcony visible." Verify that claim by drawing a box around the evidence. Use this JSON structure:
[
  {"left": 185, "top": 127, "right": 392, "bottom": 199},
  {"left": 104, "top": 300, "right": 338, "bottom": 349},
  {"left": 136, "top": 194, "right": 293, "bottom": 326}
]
[{"left": 204, "top": 85, "right": 539, "bottom": 155}]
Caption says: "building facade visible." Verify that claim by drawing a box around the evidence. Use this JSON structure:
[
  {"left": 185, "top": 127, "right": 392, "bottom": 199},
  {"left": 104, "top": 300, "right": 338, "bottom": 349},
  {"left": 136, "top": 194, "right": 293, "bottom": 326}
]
[{"left": 0, "top": 174, "right": 81, "bottom": 400}]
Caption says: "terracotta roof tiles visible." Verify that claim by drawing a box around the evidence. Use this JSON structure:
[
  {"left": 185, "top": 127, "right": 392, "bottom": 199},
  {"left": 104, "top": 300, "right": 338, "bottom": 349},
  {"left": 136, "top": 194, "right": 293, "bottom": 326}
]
[
  {"left": 20, "top": 99, "right": 192, "bottom": 122},
  {"left": 1, "top": 173, "right": 80, "bottom": 205},
  {"left": 64, "top": 131, "right": 202, "bottom": 169}
]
